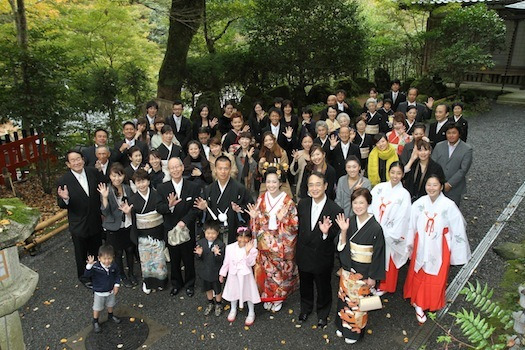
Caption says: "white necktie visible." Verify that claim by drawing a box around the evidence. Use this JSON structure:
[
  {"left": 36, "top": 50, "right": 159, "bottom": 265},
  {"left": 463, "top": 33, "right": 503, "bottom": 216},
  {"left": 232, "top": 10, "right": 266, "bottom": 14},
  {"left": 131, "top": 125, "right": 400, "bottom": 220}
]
[
  {"left": 311, "top": 204, "right": 320, "bottom": 230},
  {"left": 79, "top": 173, "right": 89, "bottom": 196}
]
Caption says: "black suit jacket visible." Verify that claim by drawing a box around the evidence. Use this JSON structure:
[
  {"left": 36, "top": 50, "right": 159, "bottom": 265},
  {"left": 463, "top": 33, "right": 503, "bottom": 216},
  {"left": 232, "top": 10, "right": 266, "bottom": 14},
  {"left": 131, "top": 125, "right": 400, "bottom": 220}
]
[
  {"left": 262, "top": 124, "right": 296, "bottom": 153},
  {"left": 167, "top": 114, "right": 192, "bottom": 151},
  {"left": 383, "top": 91, "right": 406, "bottom": 111},
  {"left": 329, "top": 142, "right": 361, "bottom": 179},
  {"left": 296, "top": 197, "right": 343, "bottom": 274},
  {"left": 195, "top": 238, "right": 225, "bottom": 282},
  {"left": 113, "top": 139, "right": 149, "bottom": 168},
  {"left": 428, "top": 120, "right": 451, "bottom": 148},
  {"left": 156, "top": 143, "right": 184, "bottom": 161},
  {"left": 56, "top": 167, "right": 104, "bottom": 238},
  {"left": 397, "top": 102, "right": 431, "bottom": 122},
  {"left": 82, "top": 145, "right": 119, "bottom": 167},
  {"left": 157, "top": 179, "right": 201, "bottom": 241}
]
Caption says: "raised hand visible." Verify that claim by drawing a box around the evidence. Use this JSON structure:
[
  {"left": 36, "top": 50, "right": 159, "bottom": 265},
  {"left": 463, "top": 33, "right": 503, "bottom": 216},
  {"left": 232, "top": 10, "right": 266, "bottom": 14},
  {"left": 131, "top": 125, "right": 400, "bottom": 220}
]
[
  {"left": 425, "top": 97, "right": 435, "bottom": 109},
  {"left": 335, "top": 213, "right": 349, "bottom": 233},
  {"left": 143, "top": 163, "right": 151, "bottom": 172},
  {"left": 283, "top": 126, "right": 293, "bottom": 139},
  {"left": 212, "top": 244, "right": 221, "bottom": 256},
  {"left": 97, "top": 183, "right": 109, "bottom": 198},
  {"left": 276, "top": 202, "right": 291, "bottom": 221},
  {"left": 247, "top": 147, "right": 255, "bottom": 159},
  {"left": 329, "top": 134, "right": 340, "bottom": 148},
  {"left": 193, "top": 197, "right": 208, "bottom": 210},
  {"left": 57, "top": 185, "right": 69, "bottom": 200},
  {"left": 119, "top": 142, "right": 130, "bottom": 153},
  {"left": 318, "top": 215, "right": 333, "bottom": 235},
  {"left": 86, "top": 255, "right": 95, "bottom": 265},
  {"left": 242, "top": 124, "right": 251, "bottom": 133},
  {"left": 119, "top": 201, "right": 133, "bottom": 214},
  {"left": 168, "top": 192, "right": 182, "bottom": 208},
  {"left": 95, "top": 160, "right": 102, "bottom": 171},
  {"left": 410, "top": 146, "right": 419, "bottom": 161},
  {"left": 210, "top": 118, "right": 219, "bottom": 129},
  {"left": 231, "top": 201, "right": 243, "bottom": 213},
  {"left": 245, "top": 202, "right": 260, "bottom": 219},
  {"left": 245, "top": 239, "right": 254, "bottom": 253},
  {"left": 194, "top": 245, "right": 203, "bottom": 256},
  {"left": 191, "top": 168, "right": 202, "bottom": 177},
  {"left": 291, "top": 150, "right": 299, "bottom": 161}
]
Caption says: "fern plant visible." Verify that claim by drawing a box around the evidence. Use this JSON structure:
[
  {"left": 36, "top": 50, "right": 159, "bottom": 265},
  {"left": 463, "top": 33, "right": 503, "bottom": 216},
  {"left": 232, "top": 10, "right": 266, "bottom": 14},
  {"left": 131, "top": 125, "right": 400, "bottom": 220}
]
[{"left": 433, "top": 281, "right": 514, "bottom": 349}]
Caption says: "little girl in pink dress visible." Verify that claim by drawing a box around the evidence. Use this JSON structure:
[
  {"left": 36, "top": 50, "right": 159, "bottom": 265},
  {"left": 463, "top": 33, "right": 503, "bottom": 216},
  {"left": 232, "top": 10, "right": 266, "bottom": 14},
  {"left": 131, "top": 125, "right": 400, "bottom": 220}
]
[{"left": 219, "top": 227, "right": 261, "bottom": 326}]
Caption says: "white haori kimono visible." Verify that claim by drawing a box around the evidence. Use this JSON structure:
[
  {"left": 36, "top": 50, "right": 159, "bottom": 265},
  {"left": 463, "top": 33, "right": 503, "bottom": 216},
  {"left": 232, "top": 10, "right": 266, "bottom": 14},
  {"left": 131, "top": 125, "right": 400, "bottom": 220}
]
[
  {"left": 407, "top": 193, "right": 471, "bottom": 276},
  {"left": 370, "top": 181, "right": 411, "bottom": 271}
]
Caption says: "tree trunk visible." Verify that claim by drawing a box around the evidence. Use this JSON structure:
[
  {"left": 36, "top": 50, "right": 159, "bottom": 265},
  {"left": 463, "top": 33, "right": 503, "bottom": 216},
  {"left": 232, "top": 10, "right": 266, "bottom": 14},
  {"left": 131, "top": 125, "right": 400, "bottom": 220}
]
[{"left": 157, "top": 0, "right": 204, "bottom": 101}]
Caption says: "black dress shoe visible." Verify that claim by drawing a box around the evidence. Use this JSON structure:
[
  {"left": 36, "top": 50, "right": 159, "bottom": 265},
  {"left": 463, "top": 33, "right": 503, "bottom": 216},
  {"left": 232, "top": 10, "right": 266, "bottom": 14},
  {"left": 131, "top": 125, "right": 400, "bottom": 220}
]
[
  {"left": 298, "top": 313, "right": 309, "bottom": 323},
  {"left": 128, "top": 274, "right": 138, "bottom": 286},
  {"left": 186, "top": 288, "right": 195, "bottom": 297},
  {"left": 317, "top": 318, "right": 328, "bottom": 328},
  {"left": 170, "top": 287, "right": 180, "bottom": 296},
  {"left": 93, "top": 322, "right": 102, "bottom": 333}
]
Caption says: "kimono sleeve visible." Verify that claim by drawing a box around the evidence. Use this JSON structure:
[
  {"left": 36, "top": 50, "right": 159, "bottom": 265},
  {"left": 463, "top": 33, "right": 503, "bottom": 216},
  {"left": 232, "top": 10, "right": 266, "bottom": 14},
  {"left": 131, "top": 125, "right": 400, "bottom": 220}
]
[
  {"left": 369, "top": 225, "right": 386, "bottom": 281},
  {"left": 405, "top": 201, "right": 421, "bottom": 256},
  {"left": 448, "top": 203, "right": 471, "bottom": 266}
]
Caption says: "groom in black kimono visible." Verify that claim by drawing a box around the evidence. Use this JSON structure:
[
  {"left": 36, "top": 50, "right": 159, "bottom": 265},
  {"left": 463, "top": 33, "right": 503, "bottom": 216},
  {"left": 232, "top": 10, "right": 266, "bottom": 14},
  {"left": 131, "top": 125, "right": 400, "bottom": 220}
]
[
  {"left": 296, "top": 171, "right": 343, "bottom": 328},
  {"left": 194, "top": 155, "right": 253, "bottom": 244}
]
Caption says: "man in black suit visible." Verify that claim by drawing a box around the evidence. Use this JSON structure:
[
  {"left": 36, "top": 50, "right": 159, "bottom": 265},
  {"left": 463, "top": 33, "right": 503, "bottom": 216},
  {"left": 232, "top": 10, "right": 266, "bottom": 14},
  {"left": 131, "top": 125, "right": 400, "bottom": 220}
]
[
  {"left": 296, "top": 171, "right": 343, "bottom": 328},
  {"left": 396, "top": 87, "right": 434, "bottom": 122},
  {"left": 82, "top": 128, "right": 119, "bottom": 167},
  {"left": 335, "top": 89, "right": 355, "bottom": 119},
  {"left": 93, "top": 145, "right": 112, "bottom": 183},
  {"left": 144, "top": 100, "right": 159, "bottom": 139},
  {"left": 319, "top": 95, "right": 338, "bottom": 121},
  {"left": 57, "top": 150, "right": 104, "bottom": 287},
  {"left": 113, "top": 121, "right": 149, "bottom": 168},
  {"left": 262, "top": 108, "right": 296, "bottom": 154},
  {"left": 428, "top": 104, "right": 451, "bottom": 148},
  {"left": 166, "top": 100, "right": 192, "bottom": 151},
  {"left": 157, "top": 157, "right": 201, "bottom": 298},
  {"left": 383, "top": 79, "right": 406, "bottom": 111},
  {"left": 328, "top": 126, "right": 361, "bottom": 179}
]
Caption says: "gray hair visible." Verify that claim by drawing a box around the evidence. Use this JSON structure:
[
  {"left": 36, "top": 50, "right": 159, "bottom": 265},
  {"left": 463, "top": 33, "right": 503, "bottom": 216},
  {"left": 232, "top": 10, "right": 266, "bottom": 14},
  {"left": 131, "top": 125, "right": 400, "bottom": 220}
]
[
  {"left": 336, "top": 113, "right": 350, "bottom": 125},
  {"left": 366, "top": 98, "right": 378, "bottom": 108},
  {"left": 315, "top": 120, "right": 328, "bottom": 130},
  {"left": 95, "top": 145, "right": 111, "bottom": 154}
]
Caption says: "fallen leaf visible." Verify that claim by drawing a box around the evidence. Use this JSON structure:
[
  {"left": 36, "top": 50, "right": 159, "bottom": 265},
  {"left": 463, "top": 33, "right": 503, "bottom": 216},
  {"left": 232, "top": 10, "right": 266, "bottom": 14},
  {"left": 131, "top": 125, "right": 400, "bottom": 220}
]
[
  {"left": 224, "top": 305, "right": 230, "bottom": 311},
  {"left": 281, "top": 340, "right": 286, "bottom": 344},
  {"left": 269, "top": 316, "right": 274, "bottom": 320},
  {"left": 323, "top": 334, "right": 328, "bottom": 339},
  {"left": 200, "top": 335, "right": 204, "bottom": 340},
  {"left": 210, "top": 333, "right": 215, "bottom": 339},
  {"left": 197, "top": 306, "right": 203, "bottom": 311},
  {"left": 117, "top": 344, "right": 123, "bottom": 349},
  {"left": 367, "top": 329, "right": 373, "bottom": 334},
  {"left": 180, "top": 312, "right": 185, "bottom": 316},
  {"left": 138, "top": 304, "right": 143, "bottom": 308},
  {"left": 60, "top": 339, "right": 67, "bottom": 344},
  {"left": 43, "top": 301, "right": 51, "bottom": 305},
  {"left": 386, "top": 313, "right": 391, "bottom": 318},
  {"left": 288, "top": 309, "right": 293, "bottom": 314},
  {"left": 311, "top": 325, "right": 317, "bottom": 329},
  {"left": 50, "top": 299, "right": 55, "bottom": 303},
  {"left": 129, "top": 318, "right": 135, "bottom": 322},
  {"left": 45, "top": 324, "right": 50, "bottom": 328},
  {"left": 295, "top": 324, "right": 301, "bottom": 328},
  {"left": 404, "top": 337, "right": 409, "bottom": 343},
  {"left": 191, "top": 329, "right": 196, "bottom": 334},
  {"left": 383, "top": 299, "right": 389, "bottom": 303},
  {"left": 33, "top": 307, "right": 39, "bottom": 311},
  {"left": 244, "top": 326, "right": 250, "bottom": 330},
  {"left": 402, "top": 330, "right": 407, "bottom": 336}
]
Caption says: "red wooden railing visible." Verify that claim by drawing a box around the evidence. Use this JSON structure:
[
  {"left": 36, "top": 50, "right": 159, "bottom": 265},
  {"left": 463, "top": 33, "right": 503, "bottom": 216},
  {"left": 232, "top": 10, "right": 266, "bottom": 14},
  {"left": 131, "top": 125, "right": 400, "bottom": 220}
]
[{"left": 0, "top": 130, "right": 55, "bottom": 185}]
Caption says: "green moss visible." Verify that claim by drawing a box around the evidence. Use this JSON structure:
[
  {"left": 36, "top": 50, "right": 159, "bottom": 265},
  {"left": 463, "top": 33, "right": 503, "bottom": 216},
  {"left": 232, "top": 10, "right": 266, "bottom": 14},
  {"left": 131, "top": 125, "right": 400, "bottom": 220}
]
[
  {"left": 0, "top": 198, "right": 40, "bottom": 225},
  {"left": 499, "top": 255, "right": 525, "bottom": 312}
]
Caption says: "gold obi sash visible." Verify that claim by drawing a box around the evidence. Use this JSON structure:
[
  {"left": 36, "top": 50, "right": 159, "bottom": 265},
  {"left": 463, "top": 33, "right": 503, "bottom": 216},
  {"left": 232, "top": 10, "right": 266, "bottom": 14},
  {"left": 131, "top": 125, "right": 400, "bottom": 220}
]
[
  {"left": 365, "top": 124, "right": 379, "bottom": 135},
  {"left": 136, "top": 211, "right": 163, "bottom": 230},
  {"left": 359, "top": 147, "right": 370, "bottom": 159},
  {"left": 350, "top": 242, "right": 373, "bottom": 264}
]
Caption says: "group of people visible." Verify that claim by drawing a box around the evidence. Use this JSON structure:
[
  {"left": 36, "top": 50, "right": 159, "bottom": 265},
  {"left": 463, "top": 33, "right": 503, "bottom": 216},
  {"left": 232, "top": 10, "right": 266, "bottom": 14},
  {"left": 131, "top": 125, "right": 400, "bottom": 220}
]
[{"left": 56, "top": 80, "right": 473, "bottom": 344}]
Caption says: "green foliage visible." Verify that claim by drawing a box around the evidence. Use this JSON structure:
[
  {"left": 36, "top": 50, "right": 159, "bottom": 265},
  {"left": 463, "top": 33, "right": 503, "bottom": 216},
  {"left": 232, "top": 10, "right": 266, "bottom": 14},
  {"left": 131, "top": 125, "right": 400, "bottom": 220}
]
[
  {"left": 429, "top": 4, "right": 506, "bottom": 89},
  {"left": 334, "top": 78, "right": 361, "bottom": 98},
  {"left": 191, "top": 91, "right": 222, "bottom": 121},
  {"left": 411, "top": 75, "right": 447, "bottom": 99},
  {"left": 449, "top": 309, "right": 501, "bottom": 349},
  {"left": 374, "top": 68, "right": 391, "bottom": 93},
  {"left": 247, "top": 0, "right": 367, "bottom": 90},
  {"left": 307, "top": 83, "right": 333, "bottom": 105},
  {"left": 353, "top": 77, "right": 376, "bottom": 94}
]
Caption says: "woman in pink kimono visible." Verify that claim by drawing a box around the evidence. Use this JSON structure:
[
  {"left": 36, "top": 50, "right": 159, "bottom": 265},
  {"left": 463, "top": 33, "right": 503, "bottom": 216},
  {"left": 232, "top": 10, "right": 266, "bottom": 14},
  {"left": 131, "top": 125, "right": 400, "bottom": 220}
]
[{"left": 219, "top": 227, "right": 261, "bottom": 326}]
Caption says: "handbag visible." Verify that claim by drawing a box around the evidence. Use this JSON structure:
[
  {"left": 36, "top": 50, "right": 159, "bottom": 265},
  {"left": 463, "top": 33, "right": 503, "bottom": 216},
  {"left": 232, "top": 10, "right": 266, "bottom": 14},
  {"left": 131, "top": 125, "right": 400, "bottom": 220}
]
[
  {"left": 359, "top": 295, "right": 383, "bottom": 312},
  {"left": 167, "top": 225, "right": 190, "bottom": 246}
]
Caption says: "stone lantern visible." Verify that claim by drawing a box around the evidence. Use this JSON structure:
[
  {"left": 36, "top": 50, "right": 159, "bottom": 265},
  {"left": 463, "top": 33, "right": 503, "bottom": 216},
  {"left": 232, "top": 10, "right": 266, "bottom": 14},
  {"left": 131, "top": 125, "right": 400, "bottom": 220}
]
[{"left": 0, "top": 198, "right": 40, "bottom": 350}]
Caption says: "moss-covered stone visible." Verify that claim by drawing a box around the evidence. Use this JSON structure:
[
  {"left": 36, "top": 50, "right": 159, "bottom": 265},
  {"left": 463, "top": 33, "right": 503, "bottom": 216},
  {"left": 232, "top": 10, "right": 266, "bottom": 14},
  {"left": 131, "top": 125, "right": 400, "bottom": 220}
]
[{"left": 0, "top": 198, "right": 39, "bottom": 226}]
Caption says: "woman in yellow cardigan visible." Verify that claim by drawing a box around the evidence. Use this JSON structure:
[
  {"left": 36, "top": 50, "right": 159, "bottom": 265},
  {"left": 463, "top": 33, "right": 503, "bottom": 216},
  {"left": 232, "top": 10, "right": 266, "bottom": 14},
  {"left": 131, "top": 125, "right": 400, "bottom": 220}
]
[{"left": 367, "top": 133, "right": 399, "bottom": 186}]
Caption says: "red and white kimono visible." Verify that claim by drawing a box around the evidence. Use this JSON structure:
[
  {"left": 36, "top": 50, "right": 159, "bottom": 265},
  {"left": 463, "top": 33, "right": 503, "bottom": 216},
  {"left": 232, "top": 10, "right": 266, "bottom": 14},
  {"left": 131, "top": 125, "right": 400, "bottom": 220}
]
[
  {"left": 370, "top": 181, "right": 411, "bottom": 293},
  {"left": 403, "top": 193, "right": 471, "bottom": 311}
]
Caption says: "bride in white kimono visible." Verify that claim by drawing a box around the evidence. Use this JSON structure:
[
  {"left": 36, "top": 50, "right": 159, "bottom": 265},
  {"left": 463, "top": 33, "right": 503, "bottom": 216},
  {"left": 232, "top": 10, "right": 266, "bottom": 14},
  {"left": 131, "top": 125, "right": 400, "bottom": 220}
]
[{"left": 370, "top": 162, "right": 411, "bottom": 295}]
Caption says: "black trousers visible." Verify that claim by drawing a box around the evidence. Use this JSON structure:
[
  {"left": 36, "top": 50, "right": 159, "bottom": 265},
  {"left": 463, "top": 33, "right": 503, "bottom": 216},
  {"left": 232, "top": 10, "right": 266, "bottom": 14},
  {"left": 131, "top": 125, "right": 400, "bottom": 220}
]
[
  {"left": 299, "top": 268, "right": 332, "bottom": 320},
  {"left": 168, "top": 239, "right": 195, "bottom": 289},
  {"left": 72, "top": 232, "right": 102, "bottom": 279}
]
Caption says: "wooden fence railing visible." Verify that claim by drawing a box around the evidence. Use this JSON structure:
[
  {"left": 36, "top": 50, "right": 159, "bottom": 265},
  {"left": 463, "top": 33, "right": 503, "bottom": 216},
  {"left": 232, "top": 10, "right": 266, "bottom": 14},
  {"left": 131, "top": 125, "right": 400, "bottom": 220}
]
[{"left": 0, "top": 129, "right": 55, "bottom": 185}]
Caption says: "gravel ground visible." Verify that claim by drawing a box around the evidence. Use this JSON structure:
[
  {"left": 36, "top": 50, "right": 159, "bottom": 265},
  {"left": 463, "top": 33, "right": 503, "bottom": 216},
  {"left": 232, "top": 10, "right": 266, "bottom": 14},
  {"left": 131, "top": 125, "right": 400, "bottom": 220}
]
[{"left": 18, "top": 103, "right": 525, "bottom": 350}]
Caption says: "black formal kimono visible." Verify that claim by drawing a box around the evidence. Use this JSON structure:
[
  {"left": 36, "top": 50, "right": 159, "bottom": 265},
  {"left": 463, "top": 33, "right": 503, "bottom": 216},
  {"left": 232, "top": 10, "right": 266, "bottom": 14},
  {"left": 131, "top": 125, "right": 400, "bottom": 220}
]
[
  {"left": 222, "top": 129, "right": 241, "bottom": 153},
  {"left": 202, "top": 179, "right": 254, "bottom": 244},
  {"left": 157, "top": 179, "right": 201, "bottom": 290},
  {"left": 403, "top": 159, "right": 445, "bottom": 202},
  {"left": 365, "top": 112, "right": 387, "bottom": 136},
  {"left": 377, "top": 107, "right": 395, "bottom": 132},
  {"left": 218, "top": 115, "right": 231, "bottom": 136},
  {"left": 329, "top": 142, "right": 361, "bottom": 179},
  {"left": 247, "top": 115, "right": 268, "bottom": 145},
  {"left": 298, "top": 165, "right": 337, "bottom": 201},
  {"left": 397, "top": 102, "right": 431, "bottom": 122},
  {"left": 428, "top": 120, "right": 451, "bottom": 149},
  {"left": 405, "top": 120, "right": 416, "bottom": 136},
  {"left": 298, "top": 120, "right": 316, "bottom": 140},
  {"left": 156, "top": 142, "right": 183, "bottom": 161},
  {"left": 335, "top": 215, "right": 385, "bottom": 341},
  {"left": 57, "top": 167, "right": 105, "bottom": 278},
  {"left": 313, "top": 136, "right": 331, "bottom": 154},
  {"left": 296, "top": 196, "right": 343, "bottom": 320},
  {"left": 353, "top": 132, "right": 374, "bottom": 171},
  {"left": 128, "top": 188, "right": 169, "bottom": 289},
  {"left": 262, "top": 123, "right": 296, "bottom": 154},
  {"left": 283, "top": 114, "right": 299, "bottom": 134},
  {"left": 449, "top": 115, "right": 468, "bottom": 142},
  {"left": 182, "top": 155, "right": 213, "bottom": 190},
  {"left": 192, "top": 118, "right": 218, "bottom": 140}
]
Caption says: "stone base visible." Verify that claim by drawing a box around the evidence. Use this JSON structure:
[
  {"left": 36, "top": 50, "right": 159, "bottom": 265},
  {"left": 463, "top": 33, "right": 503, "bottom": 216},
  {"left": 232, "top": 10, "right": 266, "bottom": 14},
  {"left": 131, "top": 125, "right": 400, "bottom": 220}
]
[
  {"left": 0, "top": 263, "right": 39, "bottom": 315},
  {"left": 0, "top": 310, "right": 25, "bottom": 350}
]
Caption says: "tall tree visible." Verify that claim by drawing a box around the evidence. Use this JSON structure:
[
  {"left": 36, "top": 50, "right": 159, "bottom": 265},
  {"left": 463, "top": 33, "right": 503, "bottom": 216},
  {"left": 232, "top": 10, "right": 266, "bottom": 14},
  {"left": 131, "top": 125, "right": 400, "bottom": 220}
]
[{"left": 157, "top": 0, "right": 204, "bottom": 101}]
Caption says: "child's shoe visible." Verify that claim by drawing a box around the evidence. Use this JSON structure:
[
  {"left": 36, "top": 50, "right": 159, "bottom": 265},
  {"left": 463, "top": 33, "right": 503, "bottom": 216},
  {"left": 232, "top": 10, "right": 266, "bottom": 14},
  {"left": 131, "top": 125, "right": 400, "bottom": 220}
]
[
  {"left": 227, "top": 309, "right": 237, "bottom": 322},
  {"left": 142, "top": 282, "right": 151, "bottom": 295},
  {"left": 204, "top": 303, "right": 214, "bottom": 316},
  {"left": 109, "top": 315, "right": 121, "bottom": 324},
  {"left": 93, "top": 322, "right": 102, "bottom": 333},
  {"left": 214, "top": 303, "right": 223, "bottom": 317},
  {"left": 245, "top": 313, "right": 255, "bottom": 326}
]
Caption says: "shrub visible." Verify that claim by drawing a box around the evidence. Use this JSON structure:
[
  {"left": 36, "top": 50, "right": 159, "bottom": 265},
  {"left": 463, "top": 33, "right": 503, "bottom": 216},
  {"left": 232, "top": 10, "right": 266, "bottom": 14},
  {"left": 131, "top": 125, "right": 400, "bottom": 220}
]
[{"left": 374, "top": 68, "right": 391, "bottom": 93}]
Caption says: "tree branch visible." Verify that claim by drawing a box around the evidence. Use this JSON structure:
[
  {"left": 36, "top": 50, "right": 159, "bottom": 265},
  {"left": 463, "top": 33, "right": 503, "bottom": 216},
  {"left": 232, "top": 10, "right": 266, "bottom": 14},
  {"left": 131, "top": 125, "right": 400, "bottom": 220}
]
[{"left": 212, "top": 17, "right": 240, "bottom": 42}]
